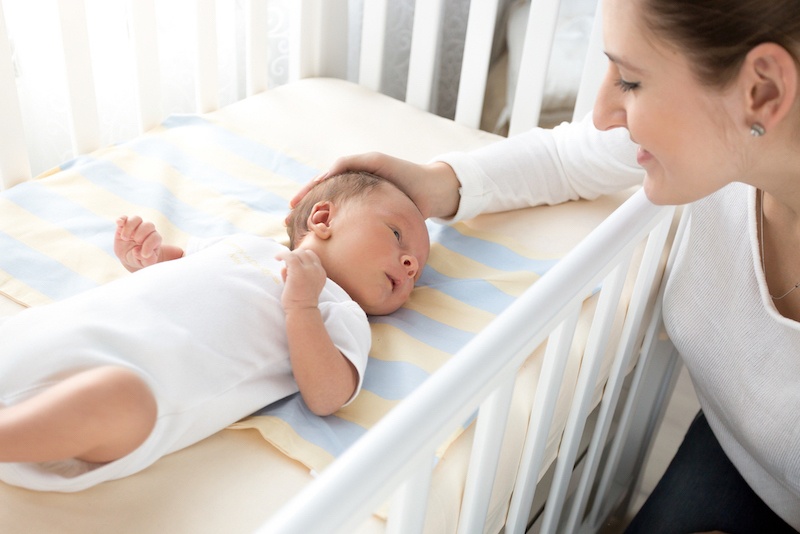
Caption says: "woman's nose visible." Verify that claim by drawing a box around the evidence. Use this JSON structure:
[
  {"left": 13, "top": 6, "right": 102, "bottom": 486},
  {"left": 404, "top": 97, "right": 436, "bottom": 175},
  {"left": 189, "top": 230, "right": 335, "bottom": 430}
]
[
  {"left": 592, "top": 65, "right": 627, "bottom": 132},
  {"left": 402, "top": 254, "right": 418, "bottom": 279}
]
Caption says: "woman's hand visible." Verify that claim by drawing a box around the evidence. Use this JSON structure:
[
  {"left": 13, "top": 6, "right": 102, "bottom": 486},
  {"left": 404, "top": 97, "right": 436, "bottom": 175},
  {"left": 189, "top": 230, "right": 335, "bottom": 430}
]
[{"left": 290, "top": 152, "right": 462, "bottom": 220}]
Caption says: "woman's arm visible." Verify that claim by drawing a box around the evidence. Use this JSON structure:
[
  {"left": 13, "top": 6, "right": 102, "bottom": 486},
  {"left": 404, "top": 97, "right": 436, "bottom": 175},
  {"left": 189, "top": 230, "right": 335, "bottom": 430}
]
[{"left": 296, "top": 113, "right": 644, "bottom": 222}]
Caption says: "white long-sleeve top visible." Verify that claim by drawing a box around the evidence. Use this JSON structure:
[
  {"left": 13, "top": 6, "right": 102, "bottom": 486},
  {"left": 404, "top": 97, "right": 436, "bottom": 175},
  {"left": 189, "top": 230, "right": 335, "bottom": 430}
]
[{"left": 436, "top": 114, "right": 800, "bottom": 529}]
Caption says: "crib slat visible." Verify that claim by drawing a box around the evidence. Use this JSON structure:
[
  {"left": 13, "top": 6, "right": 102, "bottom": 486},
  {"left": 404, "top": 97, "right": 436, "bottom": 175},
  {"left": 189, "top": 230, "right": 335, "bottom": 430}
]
[
  {"left": 0, "top": 0, "right": 32, "bottom": 188},
  {"left": 504, "top": 306, "right": 582, "bottom": 534},
  {"left": 245, "top": 0, "right": 269, "bottom": 95},
  {"left": 358, "top": 0, "right": 388, "bottom": 91},
  {"left": 538, "top": 255, "right": 632, "bottom": 532},
  {"left": 195, "top": 0, "right": 219, "bottom": 113},
  {"left": 57, "top": 0, "right": 100, "bottom": 155},
  {"left": 453, "top": 0, "right": 500, "bottom": 128},
  {"left": 457, "top": 374, "right": 516, "bottom": 533},
  {"left": 572, "top": 0, "right": 606, "bottom": 121},
  {"left": 405, "top": 0, "right": 445, "bottom": 112},
  {"left": 128, "top": 0, "right": 161, "bottom": 132},
  {"left": 290, "top": 0, "right": 348, "bottom": 80},
  {"left": 563, "top": 209, "right": 675, "bottom": 532},
  {"left": 508, "top": 0, "right": 561, "bottom": 135},
  {"left": 386, "top": 450, "right": 436, "bottom": 534},
  {"left": 585, "top": 208, "right": 686, "bottom": 528}
]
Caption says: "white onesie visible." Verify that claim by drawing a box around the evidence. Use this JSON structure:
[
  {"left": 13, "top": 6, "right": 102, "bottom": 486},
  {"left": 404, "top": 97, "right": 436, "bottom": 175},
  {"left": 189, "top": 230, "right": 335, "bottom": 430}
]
[{"left": 0, "top": 234, "right": 370, "bottom": 492}]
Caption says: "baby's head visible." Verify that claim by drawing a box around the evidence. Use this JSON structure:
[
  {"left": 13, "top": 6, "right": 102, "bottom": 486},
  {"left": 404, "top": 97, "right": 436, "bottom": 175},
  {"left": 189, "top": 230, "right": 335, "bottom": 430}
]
[{"left": 287, "top": 172, "right": 430, "bottom": 315}]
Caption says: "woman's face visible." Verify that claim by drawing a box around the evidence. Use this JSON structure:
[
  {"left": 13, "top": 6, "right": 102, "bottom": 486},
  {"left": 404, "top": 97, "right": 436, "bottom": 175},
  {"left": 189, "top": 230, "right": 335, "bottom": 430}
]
[{"left": 593, "top": 0, "right": 744, "bottom": 205}]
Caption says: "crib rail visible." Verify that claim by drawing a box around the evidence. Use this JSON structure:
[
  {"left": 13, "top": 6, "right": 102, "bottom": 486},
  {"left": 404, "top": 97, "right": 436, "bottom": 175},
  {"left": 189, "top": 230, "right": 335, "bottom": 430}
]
[{"left": 260, "top": 190, "right": 678, "bottom": 533}]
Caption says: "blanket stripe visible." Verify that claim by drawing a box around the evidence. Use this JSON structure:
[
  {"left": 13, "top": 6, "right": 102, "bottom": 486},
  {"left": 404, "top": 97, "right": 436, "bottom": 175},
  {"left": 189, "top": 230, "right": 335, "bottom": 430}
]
[{"left": 0, "top": 113, "right": 555, "bottom": 474}]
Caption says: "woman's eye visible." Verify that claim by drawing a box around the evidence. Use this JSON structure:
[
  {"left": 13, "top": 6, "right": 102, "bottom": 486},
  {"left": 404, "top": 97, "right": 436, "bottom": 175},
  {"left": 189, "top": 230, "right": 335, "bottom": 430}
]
[{"left": 615, "top": 78, "right": 640, "bottom": 93}]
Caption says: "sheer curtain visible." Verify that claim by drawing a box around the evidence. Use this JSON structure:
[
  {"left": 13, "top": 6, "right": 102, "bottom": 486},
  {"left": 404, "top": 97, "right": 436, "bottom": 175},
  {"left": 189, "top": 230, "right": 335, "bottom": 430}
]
[
  {"left": 4, "top": 0, "right": 291, "bottom": 176},
  {"left": 4, "top": 0, "right": 494, "bottom": 176}
]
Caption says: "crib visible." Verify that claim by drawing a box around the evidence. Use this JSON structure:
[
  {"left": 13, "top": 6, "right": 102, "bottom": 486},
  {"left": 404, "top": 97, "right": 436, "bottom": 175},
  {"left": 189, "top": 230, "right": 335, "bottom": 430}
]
[{"left": 0, "top": 1, "right": 684, "bottom": 532}]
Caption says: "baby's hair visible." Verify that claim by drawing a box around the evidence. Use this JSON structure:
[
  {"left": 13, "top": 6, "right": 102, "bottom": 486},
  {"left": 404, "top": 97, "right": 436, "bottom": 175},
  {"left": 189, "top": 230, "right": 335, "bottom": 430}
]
[{"left": 286, "top": 171, "right": 386, "bottom": 249}]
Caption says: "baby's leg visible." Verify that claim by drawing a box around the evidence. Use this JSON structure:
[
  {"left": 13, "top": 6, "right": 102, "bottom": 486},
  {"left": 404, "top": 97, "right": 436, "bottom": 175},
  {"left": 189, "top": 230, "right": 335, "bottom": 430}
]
[{"left": 0, "top": 366, "right": 157, "bottom": 464}]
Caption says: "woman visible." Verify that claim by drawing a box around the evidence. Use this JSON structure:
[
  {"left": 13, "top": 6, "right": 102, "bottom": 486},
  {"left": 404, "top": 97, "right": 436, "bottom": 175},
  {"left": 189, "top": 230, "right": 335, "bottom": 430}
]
[{"left": 294, "top": 0, "right": 800, "bottom": 531}]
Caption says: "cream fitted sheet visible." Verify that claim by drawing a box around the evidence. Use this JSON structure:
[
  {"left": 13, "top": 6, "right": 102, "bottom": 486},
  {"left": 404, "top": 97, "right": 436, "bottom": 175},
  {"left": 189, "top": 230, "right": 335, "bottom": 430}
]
[{"left": 0, "top": 78, "right": 634, "bottom": 533}]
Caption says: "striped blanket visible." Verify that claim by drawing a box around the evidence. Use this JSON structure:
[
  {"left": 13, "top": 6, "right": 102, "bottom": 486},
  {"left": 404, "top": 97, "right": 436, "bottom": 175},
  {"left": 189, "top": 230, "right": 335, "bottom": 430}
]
[{"left": 0, "top": 111, "right": 557, "bottom": 474}]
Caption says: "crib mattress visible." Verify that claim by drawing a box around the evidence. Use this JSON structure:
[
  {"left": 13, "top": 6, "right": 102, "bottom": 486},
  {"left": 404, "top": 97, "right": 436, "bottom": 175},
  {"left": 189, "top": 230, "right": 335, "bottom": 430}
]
[{"left": 0, "top": 78, "right": 634, "bottom": 533}]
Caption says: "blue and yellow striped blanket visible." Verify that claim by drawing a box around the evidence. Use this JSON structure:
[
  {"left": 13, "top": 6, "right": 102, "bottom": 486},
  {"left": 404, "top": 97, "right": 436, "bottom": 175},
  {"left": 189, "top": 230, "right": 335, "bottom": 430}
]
[{"left": 0, "top": 112, "right": 557, "bottom": 474}]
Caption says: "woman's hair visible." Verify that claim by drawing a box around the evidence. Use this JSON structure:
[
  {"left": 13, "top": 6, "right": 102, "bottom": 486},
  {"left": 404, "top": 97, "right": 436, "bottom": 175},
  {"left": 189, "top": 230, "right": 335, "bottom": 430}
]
[
  {"left": 640, "top": 0, "right": 800, "bottom": 87},
  {"left": 286, "top": 171, "right": 385, "bottom": 249}
]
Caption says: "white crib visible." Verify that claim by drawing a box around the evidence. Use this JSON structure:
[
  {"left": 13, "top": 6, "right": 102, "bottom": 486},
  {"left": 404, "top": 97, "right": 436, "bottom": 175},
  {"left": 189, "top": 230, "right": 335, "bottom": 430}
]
[{"left": 0, "top": 1, "right": 684, "bottom": 533}]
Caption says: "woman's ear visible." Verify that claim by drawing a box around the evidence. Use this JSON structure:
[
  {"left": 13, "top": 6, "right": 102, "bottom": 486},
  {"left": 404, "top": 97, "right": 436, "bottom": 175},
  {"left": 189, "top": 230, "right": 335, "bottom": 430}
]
[
  {"left": 741, "top": 43, "right": 798, "bottom": 132},
  {"left": 307, "top": 201, "right": 334, "bottom": 240}
]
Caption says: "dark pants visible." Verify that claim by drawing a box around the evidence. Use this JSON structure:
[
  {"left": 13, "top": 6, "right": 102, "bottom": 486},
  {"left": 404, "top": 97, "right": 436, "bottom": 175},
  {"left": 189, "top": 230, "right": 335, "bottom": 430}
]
[{"left": 625, "top": 412, "right": 798, "bottom": 534}]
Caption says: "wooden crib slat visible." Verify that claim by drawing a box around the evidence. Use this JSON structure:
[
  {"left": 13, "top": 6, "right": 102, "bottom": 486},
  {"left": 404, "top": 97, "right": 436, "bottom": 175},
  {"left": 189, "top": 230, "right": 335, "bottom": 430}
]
[
  {"left": 538, "top": 255, "right": 632, "bottom": 532},
  {"left": 563, "top": 210, "right": 675, "bottom": 533},
  {"left": 504, "top": 306, "right": 582, "bottom": 534},
  {"left": 508, "top": 0, "right": 562, "bottom": 136},
  {"left": 572, "top": 0, "right": 606, "bottom": 122},
  {"left": 358, "top": 0, "right": 388, "bottom": 92},
  {"left": 56, "top": 0, "right": 100, "bottom": 156},
  {"left": 128, "top": 0, "right": 162, "bottom": 132},
  {"left": 405, "top": 0, "right": 445, "bottom": 112},
  {"left": 195, "top": 0, "right": 219, "bottom": 113},
  {"left": 290, "top": 0, "right": 348, "bottom": 80},
  {"left": 456, "top": 374, "right": 516, "bottom": 533},
  {"left": 453, "top": 0, "right": 500, "bottom": 129},
  {"left": 386, "top": 451, "right": 436, "bottom": 534},
  {"left": 0, "top": 0, "right": 32, "bottom": 188},
  {"left": 245, "top": 0, "right": 269, "bottom": 96},
  {"left": 587, "top": 212, "right": 687, "bottom": 527}
]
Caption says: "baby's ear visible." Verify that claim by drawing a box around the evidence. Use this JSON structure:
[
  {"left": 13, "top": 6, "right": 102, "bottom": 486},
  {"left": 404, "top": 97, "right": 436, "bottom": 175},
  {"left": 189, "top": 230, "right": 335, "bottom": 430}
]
[{"left": 307, "top": 201, "right": 333, "bottom": 240}]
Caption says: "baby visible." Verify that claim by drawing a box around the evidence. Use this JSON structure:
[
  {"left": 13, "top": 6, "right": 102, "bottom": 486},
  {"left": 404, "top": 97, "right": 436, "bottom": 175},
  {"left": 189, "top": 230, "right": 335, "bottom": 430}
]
[{"left": 0, "top": 171, "right": 429, "bottom": 492}]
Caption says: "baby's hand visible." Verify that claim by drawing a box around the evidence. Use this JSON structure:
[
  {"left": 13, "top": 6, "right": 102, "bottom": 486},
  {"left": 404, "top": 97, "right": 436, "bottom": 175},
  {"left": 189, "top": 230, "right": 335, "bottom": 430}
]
[
  {"left": 276, "top": 249, "right": 327, "bottom": 311},
  {"left": 114, "top": 216, "right": 163, "bottom": 272}
]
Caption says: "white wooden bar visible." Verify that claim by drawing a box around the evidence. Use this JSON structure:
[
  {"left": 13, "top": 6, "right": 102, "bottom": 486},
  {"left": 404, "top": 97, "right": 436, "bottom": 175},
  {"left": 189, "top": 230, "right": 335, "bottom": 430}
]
[
  {"left": 405, "top": 0, "right": 445, "bottom": 111},
  {"left": 128, "top": 0, "right": 161, "bottom": 132},
  {"left": 572, "top": 0, "right": 606, "bottom": 121},
  {"left": 358, "top": 0, "right": 388, "bottom": 92},
  {"left": 0, "top": 0, "right": 31, "bottom": 189},
  {"left": 386, "top": 451, "right": 436, "bottom": 534},
  {"left": 195, "top": 0, "right": 219, "bottom": 113},
  {"left": 538, "top": 257, "right": 633, "bottom": 532},
  {"left": 57, "top": 0, "right": 100, "bottom": 155},
  {"left": 245, "top": 0, "right": 269, "bottom": 96},
  {"left": 509, "top": 0, "right": 562, "bottom": 135},
  {"left": 453, "top": 0, "right": 500, "bottom": 128},
  {"left": 503, "top": 307, "right": 582, "bottom": 534},
  {"left": 562, "top": 212, "right": 673, "bottom": 532},
  {"left": 456, "top": 374, "right": 516, "bottom": 533},
  {"left": 586, "top": 209, "right": 689, "bottom": 527},
  {"left": 290, "top": 0, "right": 348, "bottom": 81}
]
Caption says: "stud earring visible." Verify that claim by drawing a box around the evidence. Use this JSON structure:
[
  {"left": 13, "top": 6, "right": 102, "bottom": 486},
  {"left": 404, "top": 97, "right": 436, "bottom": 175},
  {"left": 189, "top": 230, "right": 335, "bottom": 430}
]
[{"left": 750, "top": 123, "right": 766, "bottom": 137}]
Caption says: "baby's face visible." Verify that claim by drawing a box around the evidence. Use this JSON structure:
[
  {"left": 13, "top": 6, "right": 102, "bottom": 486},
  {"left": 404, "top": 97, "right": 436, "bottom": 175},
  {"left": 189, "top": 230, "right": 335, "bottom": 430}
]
[{"left": 321, "top": 183, "right": 429, "bottom": 315}]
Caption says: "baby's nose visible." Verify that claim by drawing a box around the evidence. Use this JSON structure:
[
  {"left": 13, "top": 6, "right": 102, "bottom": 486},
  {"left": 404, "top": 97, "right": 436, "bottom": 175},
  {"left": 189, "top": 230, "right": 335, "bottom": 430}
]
[{"left": 402, "top": 254, "right": 418, "bottom": 279}]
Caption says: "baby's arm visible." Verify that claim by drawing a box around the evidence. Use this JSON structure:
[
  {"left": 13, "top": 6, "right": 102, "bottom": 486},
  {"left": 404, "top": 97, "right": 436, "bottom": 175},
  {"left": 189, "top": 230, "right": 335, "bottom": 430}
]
[
  {"left": 114, "top": 216, "right": 184, "bottom": 272},
  {"left": 276, "top": 249, "right": 359, "bottom": 416}
]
